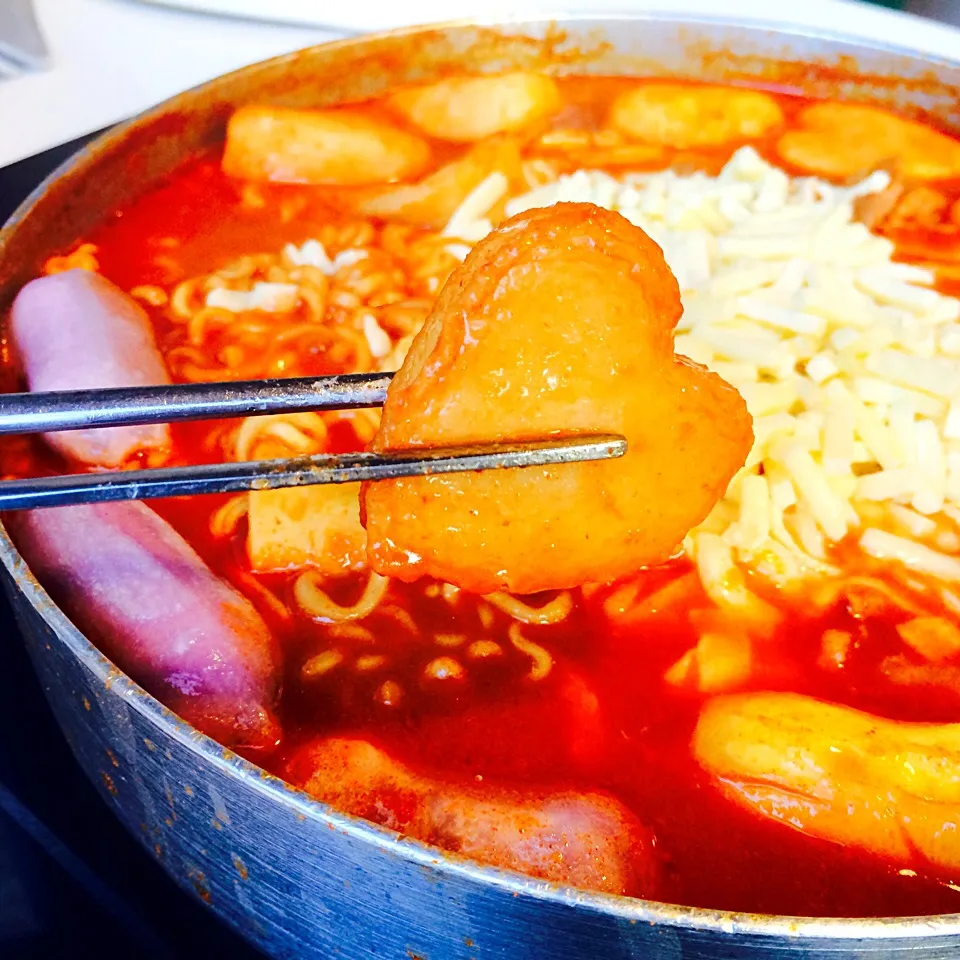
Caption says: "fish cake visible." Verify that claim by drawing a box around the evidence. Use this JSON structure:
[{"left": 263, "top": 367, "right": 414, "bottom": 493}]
[
  {"left": 362, "top": 202, "right": 753, "bottom": 594},
  {"left": 777, "top": 102, "right": 960, "bottom": 180},
  {"left": 222, "top": 105, "right": 432, "bottom": 185},
  {"left": 609, "top": 83, "right": 783, "bottom": 149},
  {"left": 389, "top": 72, "right": 561, "bottom": 143},
  {"left": 694, "top": 691, "right": 960, "bottom": 872}
]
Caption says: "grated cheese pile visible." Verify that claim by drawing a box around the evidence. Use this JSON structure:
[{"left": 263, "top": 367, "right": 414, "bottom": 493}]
[{"left": 451, "top": 147, "right": 960, "bottom": 589}]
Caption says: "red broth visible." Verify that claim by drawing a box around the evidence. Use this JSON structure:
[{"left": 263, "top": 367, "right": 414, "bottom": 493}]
[{"left": 5, "top": 76, "right": 960, "bottom": 917}]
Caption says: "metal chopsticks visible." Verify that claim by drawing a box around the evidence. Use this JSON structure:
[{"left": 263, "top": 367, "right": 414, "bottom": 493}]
[
  {"left": 0, "top": 373, "right": 627, "bottom": 510},
  {"left": 0, "top": 437, "right": 626, "bottom": 510},
  {"left": 0, "top": 372, "right": 393, "bottom": 435}
]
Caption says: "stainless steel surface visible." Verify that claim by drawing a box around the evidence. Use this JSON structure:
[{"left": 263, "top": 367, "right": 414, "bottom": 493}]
[
  {"left": 0, "top": 372, "right": 392, "bottom": 434},
  {"left": 0, "top": 435, "right": 627, "bottom": 509},
  {"left": 0, "top": 0, "right": 49, "bottom": 74},
  {"left": 4, "top": 15, "right": 960, "bottom": 960}
]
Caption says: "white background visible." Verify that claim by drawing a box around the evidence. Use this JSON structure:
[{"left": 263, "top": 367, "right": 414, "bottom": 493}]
[{"left": 2, "top": 0, "right": 958, "bottom": 170}]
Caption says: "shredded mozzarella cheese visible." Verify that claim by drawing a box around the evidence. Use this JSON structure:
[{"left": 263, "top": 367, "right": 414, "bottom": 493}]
[
  {"left": 206, "top": 282, "right": 299, "bottom": 313},
  {"left": 487, "top": 147, "right": 960, "bottom": 587},
  {"left": 443, "top": 172, "right": 509, "bottom": 243},
  {"left": 362, "top": 313, "right": 392, "bottom": 358},
  {"left": 283, "top": 240, "right": 368, "bottom": 275}
]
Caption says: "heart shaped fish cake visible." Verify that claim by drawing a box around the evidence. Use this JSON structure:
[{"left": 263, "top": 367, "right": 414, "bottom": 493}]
[{"left": 362, "top": 202, "right": 753, "bottom": 594}]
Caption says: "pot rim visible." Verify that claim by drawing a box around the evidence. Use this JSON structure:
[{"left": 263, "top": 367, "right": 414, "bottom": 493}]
[{"left": 4, "top": 12, "right": 960, "bottom": 940}]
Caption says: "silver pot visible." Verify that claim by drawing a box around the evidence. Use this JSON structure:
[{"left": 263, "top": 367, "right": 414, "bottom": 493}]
[{"left": 3, "top": 14, "right": 960, "bottom": 959}]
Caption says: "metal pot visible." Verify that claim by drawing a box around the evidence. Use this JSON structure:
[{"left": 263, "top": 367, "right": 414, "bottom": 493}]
[{"left": 3, "top": 14, "right": 960, "bottom": 959}]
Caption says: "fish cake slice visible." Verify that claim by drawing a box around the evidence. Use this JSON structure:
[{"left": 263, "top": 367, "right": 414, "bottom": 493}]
[
  {"left": 362, "top": 202, "right": 752, "bottom": 594},
  {"left": 777, "top": 102, "right": 960, "bottom": 181}
]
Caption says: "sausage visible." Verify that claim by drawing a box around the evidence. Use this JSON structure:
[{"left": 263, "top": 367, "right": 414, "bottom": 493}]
[
  {"left": 11, "top": 501, "right": 282, "bottom": 753},
  {"left": 287, "top": 737, "right": 660, "bottom": 897},
  {"left": 10, "top": 269, "right": 171, "bottom": 467}
]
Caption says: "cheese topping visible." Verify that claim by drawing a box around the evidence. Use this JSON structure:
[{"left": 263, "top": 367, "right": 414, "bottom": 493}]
[{"left": 447, "top": 147, "right": 960, "bottom": 591}]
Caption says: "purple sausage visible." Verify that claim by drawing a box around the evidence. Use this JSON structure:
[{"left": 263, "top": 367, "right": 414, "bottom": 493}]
[
  {"left": 12, "top": 500, "right": 282, "bottom": 753},
  {"left": 11, "top": 270, "right": 172, "bottom": 467}
]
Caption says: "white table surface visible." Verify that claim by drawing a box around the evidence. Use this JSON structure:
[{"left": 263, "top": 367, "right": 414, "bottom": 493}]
[
  {"left": 2, "top": 0, "right": 958, "bottom": 171},
  {"left": 1, "top": 0, "right": 331, "bottom": 168}
]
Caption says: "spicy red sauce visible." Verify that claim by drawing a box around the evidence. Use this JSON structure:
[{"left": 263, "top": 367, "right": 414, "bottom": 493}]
[{"left": 5, "top": 77, "right": 960, "bottom": 918}]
